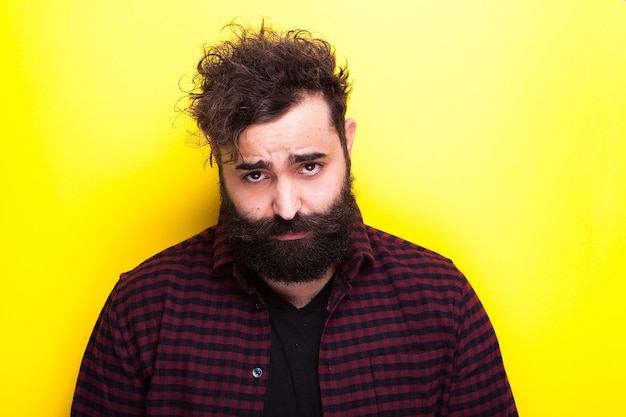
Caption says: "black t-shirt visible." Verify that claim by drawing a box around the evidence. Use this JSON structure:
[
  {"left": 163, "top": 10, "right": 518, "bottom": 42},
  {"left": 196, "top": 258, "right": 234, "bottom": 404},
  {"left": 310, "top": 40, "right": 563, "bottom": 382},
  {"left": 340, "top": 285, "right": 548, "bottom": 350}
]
[{"left": 253, "top": 277, "right": 331, "bottom": 417}]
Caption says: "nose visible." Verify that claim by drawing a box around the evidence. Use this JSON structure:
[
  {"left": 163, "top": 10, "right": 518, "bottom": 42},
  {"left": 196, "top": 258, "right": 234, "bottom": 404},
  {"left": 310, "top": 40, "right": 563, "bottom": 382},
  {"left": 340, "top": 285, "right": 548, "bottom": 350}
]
[{"left": 272, "top": 178, "right": 301, "bottom": 220}]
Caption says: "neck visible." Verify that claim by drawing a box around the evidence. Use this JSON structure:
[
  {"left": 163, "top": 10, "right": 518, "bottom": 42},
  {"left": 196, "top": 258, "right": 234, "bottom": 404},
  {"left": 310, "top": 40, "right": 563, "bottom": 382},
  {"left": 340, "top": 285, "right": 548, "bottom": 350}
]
[{"left": 260, "top": 268, "right": 335, "bottom": 309}]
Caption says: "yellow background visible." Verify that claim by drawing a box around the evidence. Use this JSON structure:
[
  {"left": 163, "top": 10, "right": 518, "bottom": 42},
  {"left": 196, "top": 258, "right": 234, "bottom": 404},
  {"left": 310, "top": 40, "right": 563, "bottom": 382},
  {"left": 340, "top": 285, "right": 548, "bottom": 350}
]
[{"left": 1, "top": 1, "right": 624, "bottom": 415}]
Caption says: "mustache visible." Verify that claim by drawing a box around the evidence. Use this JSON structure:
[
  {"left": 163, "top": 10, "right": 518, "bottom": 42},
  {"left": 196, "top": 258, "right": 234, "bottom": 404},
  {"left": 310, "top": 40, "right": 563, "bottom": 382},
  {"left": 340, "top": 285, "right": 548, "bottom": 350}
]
[{"left": 228, "top": 206, "right": 347, "bottom": 241}]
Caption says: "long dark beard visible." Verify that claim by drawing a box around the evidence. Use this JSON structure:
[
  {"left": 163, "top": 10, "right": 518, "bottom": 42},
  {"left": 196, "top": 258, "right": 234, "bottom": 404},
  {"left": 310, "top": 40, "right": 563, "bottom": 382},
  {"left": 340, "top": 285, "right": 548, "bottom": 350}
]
[{"left": 220, "top": 175, "right": 357, "bottom": 285}]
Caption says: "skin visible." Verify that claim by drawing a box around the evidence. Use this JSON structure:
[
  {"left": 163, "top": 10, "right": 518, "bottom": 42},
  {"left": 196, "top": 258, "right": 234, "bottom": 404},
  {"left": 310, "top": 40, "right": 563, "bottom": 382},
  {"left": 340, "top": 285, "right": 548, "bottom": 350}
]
[{"left": 220, "top": 93, "right": 357, "bottom": 307}]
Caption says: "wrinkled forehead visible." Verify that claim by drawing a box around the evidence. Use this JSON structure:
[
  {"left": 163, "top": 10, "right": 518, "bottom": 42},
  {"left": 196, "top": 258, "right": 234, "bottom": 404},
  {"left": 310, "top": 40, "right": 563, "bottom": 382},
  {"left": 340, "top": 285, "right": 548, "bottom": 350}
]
[{"left": 219, "top": 95, "right": 341, "bottom": 166}]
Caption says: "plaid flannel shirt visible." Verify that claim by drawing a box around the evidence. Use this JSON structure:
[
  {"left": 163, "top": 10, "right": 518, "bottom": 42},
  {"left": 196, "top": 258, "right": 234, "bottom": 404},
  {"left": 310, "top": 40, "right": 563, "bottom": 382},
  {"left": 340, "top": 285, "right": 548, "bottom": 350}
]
[{"left": 72, "top": 210, "right": 517, "bottom": 416}]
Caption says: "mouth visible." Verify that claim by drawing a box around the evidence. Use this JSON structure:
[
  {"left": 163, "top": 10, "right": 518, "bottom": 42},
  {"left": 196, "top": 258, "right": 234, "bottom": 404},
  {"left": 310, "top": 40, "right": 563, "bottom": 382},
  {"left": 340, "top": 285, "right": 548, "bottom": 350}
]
[{"left": 273, "top": 230, "right": 310, "bottom": 241}]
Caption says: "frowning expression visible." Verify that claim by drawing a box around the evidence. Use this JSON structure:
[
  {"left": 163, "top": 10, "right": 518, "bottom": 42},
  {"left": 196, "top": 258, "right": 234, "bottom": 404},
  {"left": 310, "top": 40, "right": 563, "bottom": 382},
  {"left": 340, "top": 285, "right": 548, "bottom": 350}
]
[{"left": 220, "top": 93, "right": 356, "bottom": 241}]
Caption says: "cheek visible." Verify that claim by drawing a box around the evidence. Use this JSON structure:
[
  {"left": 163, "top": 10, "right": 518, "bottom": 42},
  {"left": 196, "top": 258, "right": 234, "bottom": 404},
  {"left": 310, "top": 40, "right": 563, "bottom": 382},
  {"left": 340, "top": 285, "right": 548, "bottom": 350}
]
[
  {"left": 303, "top": 173, "right": 346, "bottom": 212},
  {"left": 223, "top": 179, "right": 273, "bottom": 219}
]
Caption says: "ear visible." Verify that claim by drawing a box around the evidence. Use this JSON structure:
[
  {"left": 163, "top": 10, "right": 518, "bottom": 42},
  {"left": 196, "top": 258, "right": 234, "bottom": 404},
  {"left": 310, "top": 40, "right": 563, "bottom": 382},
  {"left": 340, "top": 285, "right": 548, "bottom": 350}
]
[{"left": 344, "top": 117, "right": 357, "bottom": 155}]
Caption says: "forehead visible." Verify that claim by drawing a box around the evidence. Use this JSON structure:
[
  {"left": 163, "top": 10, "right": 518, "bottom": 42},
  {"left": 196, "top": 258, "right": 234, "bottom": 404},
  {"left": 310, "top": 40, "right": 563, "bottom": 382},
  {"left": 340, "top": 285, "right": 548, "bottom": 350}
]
[{"left": 231, "top": 95, "right": 341, "bottom": 163}]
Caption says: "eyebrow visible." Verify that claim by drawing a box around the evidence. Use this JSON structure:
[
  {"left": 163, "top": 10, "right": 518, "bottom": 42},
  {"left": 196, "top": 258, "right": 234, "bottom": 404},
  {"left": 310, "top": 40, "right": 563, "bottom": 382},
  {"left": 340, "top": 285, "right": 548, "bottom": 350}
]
[
  {"left": 235, "top": 160, "right": 272, "bottom": 171},
  {"left": 235, "top": 152, "right": 327, "bottom": 171},
  {"left": 289, "top": 152, "right": 327, "bottom": 165}
]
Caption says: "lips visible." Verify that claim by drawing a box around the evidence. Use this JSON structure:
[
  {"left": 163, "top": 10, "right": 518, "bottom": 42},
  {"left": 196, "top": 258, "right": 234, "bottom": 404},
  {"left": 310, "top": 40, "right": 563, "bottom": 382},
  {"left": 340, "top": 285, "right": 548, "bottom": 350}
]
[{"left": 273, "top": 230, "right": 310, "bottom": 241}]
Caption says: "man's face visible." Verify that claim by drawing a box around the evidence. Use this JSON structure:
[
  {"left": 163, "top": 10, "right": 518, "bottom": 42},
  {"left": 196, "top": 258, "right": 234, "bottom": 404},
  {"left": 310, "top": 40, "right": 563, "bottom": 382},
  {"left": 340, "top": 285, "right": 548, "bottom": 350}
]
[{"left": 219, "top": 93, "right": 357, "bottom": 284}]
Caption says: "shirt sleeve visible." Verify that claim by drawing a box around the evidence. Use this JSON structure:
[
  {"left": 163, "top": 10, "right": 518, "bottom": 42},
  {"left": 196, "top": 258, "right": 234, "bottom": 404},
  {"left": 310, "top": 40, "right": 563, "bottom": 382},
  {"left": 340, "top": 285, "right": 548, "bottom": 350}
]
[
  {"left": 445, "top": 280, "right": 518, "bottom": 416},
  {"left": 71, "top": 293, "right": 148, "bottom": 417}
]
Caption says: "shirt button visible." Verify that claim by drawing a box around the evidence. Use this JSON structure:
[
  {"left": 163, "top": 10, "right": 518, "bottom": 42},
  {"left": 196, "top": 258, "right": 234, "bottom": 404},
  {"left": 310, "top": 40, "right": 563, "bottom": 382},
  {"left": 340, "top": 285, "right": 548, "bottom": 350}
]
[{"left": 252, "top": 367, "right": 263, "bottom": 379}]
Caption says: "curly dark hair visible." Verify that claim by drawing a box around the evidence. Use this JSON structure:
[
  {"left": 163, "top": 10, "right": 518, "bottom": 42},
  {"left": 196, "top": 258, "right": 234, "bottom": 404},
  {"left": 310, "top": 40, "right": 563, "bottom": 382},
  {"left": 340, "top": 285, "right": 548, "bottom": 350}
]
[{"left": 188, "top": 23, "right": 352, "bottom": 165}]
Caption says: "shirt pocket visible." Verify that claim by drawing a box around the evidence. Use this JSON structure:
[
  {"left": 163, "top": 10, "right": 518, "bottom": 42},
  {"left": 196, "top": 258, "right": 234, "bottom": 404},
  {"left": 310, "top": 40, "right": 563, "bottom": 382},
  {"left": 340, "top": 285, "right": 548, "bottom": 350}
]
[{"left": 370, "top": 349, "right": 446, "bottom": 417}]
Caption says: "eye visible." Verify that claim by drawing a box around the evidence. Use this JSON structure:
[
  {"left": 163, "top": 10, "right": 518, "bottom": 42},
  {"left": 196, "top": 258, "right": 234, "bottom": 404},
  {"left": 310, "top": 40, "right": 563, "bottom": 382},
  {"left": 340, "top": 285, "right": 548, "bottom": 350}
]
[
  {"left": 300, "top": 162, "right": 322, "bottom": 176},
  {"left": 243, "top": 171, "right": 268, "bottom": 183}
]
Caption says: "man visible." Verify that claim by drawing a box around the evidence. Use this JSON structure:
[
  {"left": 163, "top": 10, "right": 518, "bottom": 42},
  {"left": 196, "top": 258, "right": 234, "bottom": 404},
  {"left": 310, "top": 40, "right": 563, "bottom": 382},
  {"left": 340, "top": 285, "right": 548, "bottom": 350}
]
[{"left": 72, "top": 23, "right": 517, "bottom": 416}]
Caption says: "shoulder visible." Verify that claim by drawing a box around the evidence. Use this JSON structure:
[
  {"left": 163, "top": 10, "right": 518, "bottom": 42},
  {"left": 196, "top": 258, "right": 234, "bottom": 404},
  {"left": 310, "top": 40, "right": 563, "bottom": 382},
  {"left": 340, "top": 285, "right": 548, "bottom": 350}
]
[
  {"left": 365, "top": 225, "right": 462, "bottom": 276},
  {"left": 337, "top": 225, "right": 489, "bottom": 351},
  {"left": 361, "top": 225, "right": 471, "bottom": 300},
  {"left": 109, "top": 226, "right": 227, "bottom": 309}
]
